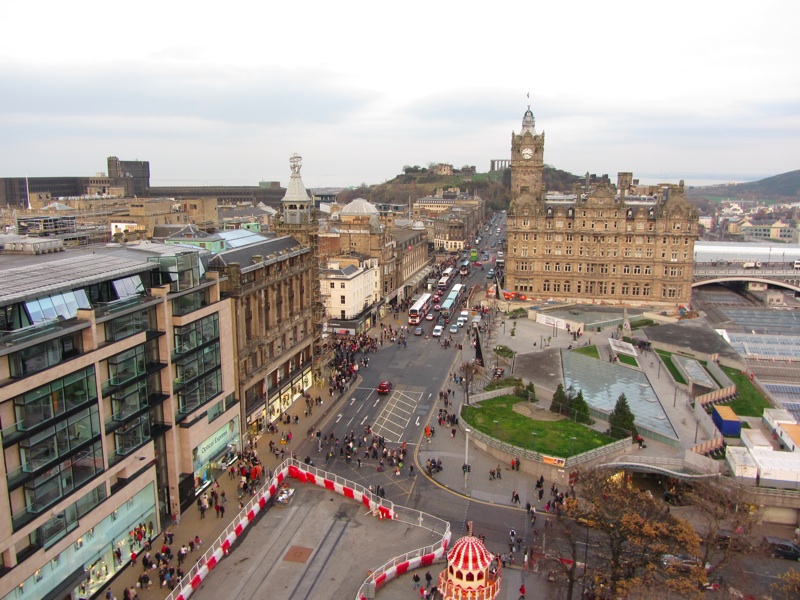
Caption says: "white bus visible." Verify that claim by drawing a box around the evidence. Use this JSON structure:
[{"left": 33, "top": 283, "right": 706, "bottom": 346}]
[{"left": 408, "top": 293, "right": 432, "bottom": 325}]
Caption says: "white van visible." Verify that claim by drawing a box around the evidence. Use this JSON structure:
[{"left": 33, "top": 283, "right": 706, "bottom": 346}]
[
  {"left": 457, "top": 317, "right": 467, "bottom": 327},
  {"left": 460, "top": 310, "right": 469, "bottom": 319}
]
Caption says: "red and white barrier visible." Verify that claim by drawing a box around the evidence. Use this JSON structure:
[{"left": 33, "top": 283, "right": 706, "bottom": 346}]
[{"left": 172, "top": 463, "right": 397, "bottom": 600}]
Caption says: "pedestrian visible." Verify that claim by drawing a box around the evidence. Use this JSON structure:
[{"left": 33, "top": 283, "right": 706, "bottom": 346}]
[
  {"left": 413, "top": 573, "right": 421, "bottom": 589},
  {"left": 519, "top": 583, "right": 526, "bottom": 599},
  {"left": 425, "top": 570, "right": 432, "bottom": 587},
  {"left": 219, "top": 503, "right": 225, "bottom": 519}
]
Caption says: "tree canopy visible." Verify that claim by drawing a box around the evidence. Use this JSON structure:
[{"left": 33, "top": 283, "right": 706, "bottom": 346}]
[
  {"left": 566, "top": 468, "right": 705, "bottom": 598},
  {"left": 608, "top": 393, "right": 636, "bottom": 439}
]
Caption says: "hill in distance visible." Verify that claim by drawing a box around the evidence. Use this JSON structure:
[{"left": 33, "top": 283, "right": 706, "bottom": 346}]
[
  {"left": 686, "top": 169, "right": 800, "bottom": 202},
  {"left": 337, "top": 165, "right": 581, "bottom": 211}
]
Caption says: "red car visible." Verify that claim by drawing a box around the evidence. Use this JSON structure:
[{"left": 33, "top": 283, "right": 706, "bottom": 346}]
[
  {"left": 474, "top": 261, "right": 482, "bottom": 267},
  {"left": 377, "top": 381, "right": 392, "bottom": 395},
  {"left": 432, "top": 294, "right": 442, "bottom": 303}
]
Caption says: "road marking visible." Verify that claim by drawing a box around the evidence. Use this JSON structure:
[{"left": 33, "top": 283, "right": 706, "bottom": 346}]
[
  {"left": 361, "top": 416, "right": 368, "bottom": 425},
  {"left": 350, "top": 398, "right": 356, "bottom": 405},
  {"left": 336, "top": 413, "right": 342, "bottom": 423},
  {"left": 415, "top": 416, "right": 420, "bottom": 426},
  {"left": 346, "top": 417, "right": 353, "bottom": 426},
  {"left": 373, "top": 399, "right": 380, "bottom": 407}
]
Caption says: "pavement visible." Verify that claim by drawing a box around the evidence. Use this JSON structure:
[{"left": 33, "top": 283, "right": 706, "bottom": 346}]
[{"left": 99, "top": 289, "right": 795, "bottom": 600}]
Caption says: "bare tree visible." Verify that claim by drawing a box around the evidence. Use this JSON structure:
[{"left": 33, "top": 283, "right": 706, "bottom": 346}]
[
  {"left": 683, "top": 478, "right": 762, "bottom": 572},
  {"left": 567, "top": 468, "right": 706, "bottom": 599}
]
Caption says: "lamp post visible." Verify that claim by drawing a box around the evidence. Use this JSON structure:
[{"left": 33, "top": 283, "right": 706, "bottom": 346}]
[
  {"left": 464, "top": 428, "right": 471, "bottom": 487},
  {"left": 570, "top": 436, "right": 577, "bottom": 457},
  {"left": 493, "top": 420, "right": 499, "bottom": 439}
]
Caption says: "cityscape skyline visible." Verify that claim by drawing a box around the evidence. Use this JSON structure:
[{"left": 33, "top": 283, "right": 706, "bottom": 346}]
[{"left": 1, "top": 1, "right": 798, "bottom": 189}]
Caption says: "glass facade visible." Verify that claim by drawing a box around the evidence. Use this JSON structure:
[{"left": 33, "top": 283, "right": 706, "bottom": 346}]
[
  {"left": 173, "top": 313, "right": 218, "bottom": 356},
  {"left": 1, "top": 483, "right": 157, "bottom": 600},
  {"left": 13, "top": 366, "right": 97, "bottom": 432},
  {"left": 104, "top": 308, "right": 153, "bottom": 343},
  {"left": 24, "top": 290, "right": 91, "bottom": 325},
  {"left": 8, "top": 332, "right": 83, "bottom": 378}
]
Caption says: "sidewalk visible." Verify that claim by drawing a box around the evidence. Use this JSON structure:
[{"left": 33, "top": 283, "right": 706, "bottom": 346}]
[{"left": 98, "top": 380, "right": 347, "bottom": 600}]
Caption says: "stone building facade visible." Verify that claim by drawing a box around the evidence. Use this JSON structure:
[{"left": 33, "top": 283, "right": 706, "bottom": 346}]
[{"left": 505, "top": 106, "right": 699, "bottom": 307}]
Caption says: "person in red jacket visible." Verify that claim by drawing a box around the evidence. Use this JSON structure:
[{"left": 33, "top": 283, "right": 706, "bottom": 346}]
[{"left": 519, "top": 583, "right": 526, "bottom": 599}]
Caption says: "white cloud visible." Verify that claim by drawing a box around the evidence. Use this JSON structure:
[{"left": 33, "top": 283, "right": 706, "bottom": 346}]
[{"left": 0, "top": 0, "right": 798, "bottom": 188}]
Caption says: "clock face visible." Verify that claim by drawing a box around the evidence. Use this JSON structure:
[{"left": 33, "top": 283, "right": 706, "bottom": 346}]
[{"left": 522, "top": 147, "right": 533, "bottom": 160}]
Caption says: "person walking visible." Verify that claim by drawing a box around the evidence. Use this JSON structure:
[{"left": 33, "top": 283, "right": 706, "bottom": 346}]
[{"left": 519, "top": 583, "right": 526, "bottom": 599}]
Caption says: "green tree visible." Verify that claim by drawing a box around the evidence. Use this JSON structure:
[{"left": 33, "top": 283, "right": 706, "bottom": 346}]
[
  {"left": 551, "top": 383, "right": 567, "bottom": 415},
  {"left": 608, "top": 393, "right": 636, "bottom": 440},
  {"left": 571, "top": 390, "right": 592, "bottom": 424}
]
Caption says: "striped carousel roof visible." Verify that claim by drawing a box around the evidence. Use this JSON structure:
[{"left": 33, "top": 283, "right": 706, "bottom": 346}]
[{"left": 447, "top": 535, "right": 494, "bottom": 572}]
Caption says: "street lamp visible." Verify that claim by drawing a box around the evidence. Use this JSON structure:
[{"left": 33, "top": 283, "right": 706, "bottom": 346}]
[
  {"left": 464, "top": 428, "right": 471, "bottom": 486},
  {"left": 493, "top": 420, "right": 499, "bottom": 438}
]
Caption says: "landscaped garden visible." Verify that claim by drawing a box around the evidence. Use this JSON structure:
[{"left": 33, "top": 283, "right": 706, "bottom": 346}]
[
  {"left": 461, "top": 396, "right": 615, "bottom": 457},
  {"left": 572, "top": 345, "right": 600, "bottom": 359},
  {"left": 720, "top": 367, "right": 772, "bottom": 417}
]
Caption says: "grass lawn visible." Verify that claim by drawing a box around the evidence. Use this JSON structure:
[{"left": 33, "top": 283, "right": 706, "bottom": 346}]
[
  {"left": 462, "top": 396, "right": 614, "bottom": 457},
  {"left": 721, "top": 367, "right": 772, "bottom": 417},
  {"left": 655, "top": 350, "right": 687, "bottom": 385},
  {"left": 617, "top": 354, "right": 639, "bottom": 367},
  {"left": 572, "top": 345, "right": 600, "bottom": 359}
]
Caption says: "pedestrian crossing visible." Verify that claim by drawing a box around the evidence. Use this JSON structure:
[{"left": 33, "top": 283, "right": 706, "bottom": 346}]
[{"left": 371, "top": 388, "right": 424, "bottom": 443}]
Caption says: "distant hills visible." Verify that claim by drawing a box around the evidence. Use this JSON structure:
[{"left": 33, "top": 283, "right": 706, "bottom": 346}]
[
  {"left": 337, "top": 165, "right": 581, "bottom": 211},
  {"left": 336, "top": 166, "right": 800, "bottom": 208},
  {"left": 686, "top": 170, "right": 800, "bottom": 202}
]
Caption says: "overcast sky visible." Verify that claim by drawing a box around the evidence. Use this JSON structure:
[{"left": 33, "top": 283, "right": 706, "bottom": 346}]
[{"left": 1, "top": 1, "right": 798, "bottom": 189}]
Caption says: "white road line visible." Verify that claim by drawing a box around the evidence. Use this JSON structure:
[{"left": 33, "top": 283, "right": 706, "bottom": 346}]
[
  {"left": 415, "top": 417, "right": 420, "bottom": 426},
  {"left": 335, "top": 413, "right": 342, "bottom": 423}
]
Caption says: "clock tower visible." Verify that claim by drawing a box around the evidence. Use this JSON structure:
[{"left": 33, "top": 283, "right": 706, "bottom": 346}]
[{"left": 510, "top": 105, "right": 545, "bottom": 209}]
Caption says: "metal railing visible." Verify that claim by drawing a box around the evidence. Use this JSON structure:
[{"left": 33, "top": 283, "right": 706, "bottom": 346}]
[{"left": 163, "top": 458, "right": 450, "bottom": 600}]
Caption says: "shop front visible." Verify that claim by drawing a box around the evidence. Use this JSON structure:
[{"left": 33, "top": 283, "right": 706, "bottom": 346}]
[
  {"left": 245, "top": 351, "right": 313, "bottom": 437},
  {"left": 192, "top": 417, "right": 240, "bottom": 494},
  {"left": 5, "top": 483, "right": 158, "bottom": 600},
  {"left": 269, "top": 366, "right": 312, "bottom": 422}
]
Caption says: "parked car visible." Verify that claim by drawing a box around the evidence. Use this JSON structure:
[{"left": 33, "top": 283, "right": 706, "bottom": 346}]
[
  {"left": 660, "top": 554, "right": 701, "bottom": 572},
  {"left": 413, "top": 327, "right": 424, "bottom": 336},
  {"left": 449, "top": 324, "right": 459, "bottom": 334},
  {"left": 715, "top": 529, "right": 751, "bottom": 552},
  {"left": 762, "top": 536, "right": 800, "bottom": 560},
  {"left": 377, "top": 381, "right": 392, "bottom": 395},
  {"left": 432, "top": 325, "right": 444, "bottom": 337}
]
